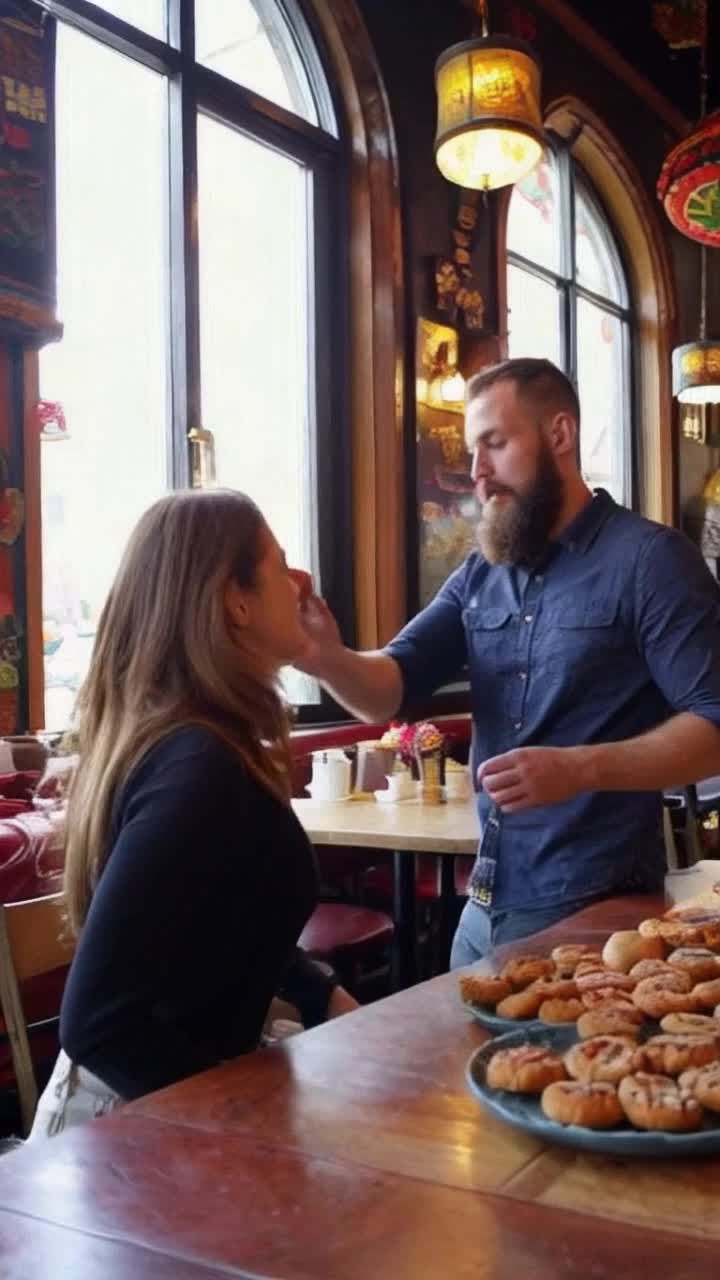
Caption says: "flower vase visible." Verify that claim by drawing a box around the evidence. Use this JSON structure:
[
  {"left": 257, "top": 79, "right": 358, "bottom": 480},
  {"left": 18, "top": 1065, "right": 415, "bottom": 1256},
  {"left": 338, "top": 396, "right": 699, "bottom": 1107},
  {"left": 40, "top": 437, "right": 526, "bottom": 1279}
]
[{"left": 416, "top": 748, "right": 445, "bottom": 805}]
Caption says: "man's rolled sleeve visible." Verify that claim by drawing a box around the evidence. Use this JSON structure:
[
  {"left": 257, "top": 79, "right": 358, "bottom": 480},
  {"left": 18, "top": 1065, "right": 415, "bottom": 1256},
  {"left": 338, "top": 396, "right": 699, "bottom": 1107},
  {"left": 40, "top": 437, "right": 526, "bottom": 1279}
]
[
  {"left": 635, "top": 527, "right": 720, "bottom": 728},
  {"left": 384, "top": 560, "right": 469, "bottom": 710}
]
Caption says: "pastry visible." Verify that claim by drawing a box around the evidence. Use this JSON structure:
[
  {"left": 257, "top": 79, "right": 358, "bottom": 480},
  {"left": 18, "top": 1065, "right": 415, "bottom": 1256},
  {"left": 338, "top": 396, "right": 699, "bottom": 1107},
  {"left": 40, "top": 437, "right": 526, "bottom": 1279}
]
[
  {"left": 541, "top": 1080, "right": 623, "bottom": 1129},
  {"left": 631, "top": 972, "right": 695, "bottom": 1019},
  {"left": 690, "top": 978, "right": 720, "bottom": 1010},
  {"left": 679, "top": 1061, "right": 720, "bottom": 1112},
  {"left": 660, "top": 1011, "right": 720, "bottom": 1036},
  {"left": 618, "top": 1072, "right": 703, "bottom": 1132},
  {"left": 530, "top": 978, "right": 579, "bottom": 1001},
  {"left": 574, "top": 958, "right": 608, "bottom": 978},
  {"left": 495, "top": 988, "right": 545, "bottom": 1019},
  {"left": 638, "top": 918, "right": 703, "bottom": 947},
  {"left": 576, "top": 1006, "right": 644, "bottom": 1039},
  {"left": 550, "top": 945, "right": 600, "bottom": 976},
  {"left": 500, "top": 955, "right": 555, "bottom": 989},
  {"left": 629, "top": 958, "right": 675, "bottom": 982},
  {"left": 564, "top": 1034, "right": 637, "bottom": 1084},
  {"left": 631, "top": 1032, "right": 720, "bottom": 1076},
  {"left": 602, "top": 930, "right": 665, "bottom": 973},
  {"left": 459, "top": 974, "right": 513, "bottom": 1007},
  {"left": 538, "top": 997, "right": 585, "bottom": 1024},
  {"left": 576, "top": 970, "right": 636, "bottom": 993},
  {"left": 581, "top": 987, "right": 638, "bottom": 1010},
  {"left": 666, "top": 947, "right": 720, "bottom": 985},
  {"left": 485, "top": 1044, "right": 567, "bottom": 1093}
]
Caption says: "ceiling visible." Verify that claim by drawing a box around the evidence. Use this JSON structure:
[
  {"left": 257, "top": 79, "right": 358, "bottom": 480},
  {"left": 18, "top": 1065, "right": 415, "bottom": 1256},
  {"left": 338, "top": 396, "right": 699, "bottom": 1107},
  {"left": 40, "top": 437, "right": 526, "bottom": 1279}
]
[{"left": 565, "top": 1, "right": 717, "bottom": 122}]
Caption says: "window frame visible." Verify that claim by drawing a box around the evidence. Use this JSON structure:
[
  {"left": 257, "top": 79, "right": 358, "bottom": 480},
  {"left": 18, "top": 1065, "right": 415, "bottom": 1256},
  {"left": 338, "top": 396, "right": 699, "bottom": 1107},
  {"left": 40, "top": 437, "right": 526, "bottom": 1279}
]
[
  {"left": 506, "top": 136, "right": 636, "bottom": 508},
  {"left": 38, "top": 0, "right": 354, "bottom": 725}
]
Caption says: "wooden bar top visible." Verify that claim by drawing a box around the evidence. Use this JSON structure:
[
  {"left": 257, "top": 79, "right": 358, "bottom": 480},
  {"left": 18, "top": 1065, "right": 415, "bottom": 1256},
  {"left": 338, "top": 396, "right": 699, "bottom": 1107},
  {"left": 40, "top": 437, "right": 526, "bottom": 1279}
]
[{"left": 3, "top": 892, "right": 720, "bottom": 1279}]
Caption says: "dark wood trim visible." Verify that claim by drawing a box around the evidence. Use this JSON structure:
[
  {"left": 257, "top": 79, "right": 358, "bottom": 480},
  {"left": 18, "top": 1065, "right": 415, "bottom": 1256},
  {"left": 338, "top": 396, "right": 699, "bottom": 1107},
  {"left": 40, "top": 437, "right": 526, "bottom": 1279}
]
[
  {"left": 308, "top": 0, "right": 406, "bottom": 649},
  {"left": 547, "top": 97, "right": 678, "bottom": 525},
  {"left": 534, "top": 0, "right": 691, "bottom": 138},
  {"left": 195, "top": 66, "right": 340, "bottom": 161},
  {"left": 21, "top": 352, "right": 44, "bottom": 732},
  {"left": 40, "top": 0, "right": 180, "bottom": 73}
]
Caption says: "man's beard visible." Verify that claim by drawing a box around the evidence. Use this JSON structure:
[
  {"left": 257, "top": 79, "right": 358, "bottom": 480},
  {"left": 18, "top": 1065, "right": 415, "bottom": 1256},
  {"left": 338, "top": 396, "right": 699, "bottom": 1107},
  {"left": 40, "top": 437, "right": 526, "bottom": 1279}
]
[{"left": 477, "top": 443, "right": 564, "bottom": 566}]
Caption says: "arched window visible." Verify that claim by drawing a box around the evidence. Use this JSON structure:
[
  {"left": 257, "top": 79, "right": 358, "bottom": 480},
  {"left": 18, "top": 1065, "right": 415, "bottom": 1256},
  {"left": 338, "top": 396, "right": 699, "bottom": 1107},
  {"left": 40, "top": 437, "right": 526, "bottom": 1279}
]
[
  {"left": 506, "top": 146, "right": 633, "bottom": 505},
  {"left": 39, "top": 0, "right": 348, "bottom": 727}
]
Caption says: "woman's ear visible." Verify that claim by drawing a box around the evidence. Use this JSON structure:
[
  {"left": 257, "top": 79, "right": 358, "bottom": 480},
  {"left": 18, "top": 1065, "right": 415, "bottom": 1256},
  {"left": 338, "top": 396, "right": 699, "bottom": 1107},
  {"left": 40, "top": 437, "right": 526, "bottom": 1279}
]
[{"left": 224, "top": 579, "right": 250, "bottom": 629}]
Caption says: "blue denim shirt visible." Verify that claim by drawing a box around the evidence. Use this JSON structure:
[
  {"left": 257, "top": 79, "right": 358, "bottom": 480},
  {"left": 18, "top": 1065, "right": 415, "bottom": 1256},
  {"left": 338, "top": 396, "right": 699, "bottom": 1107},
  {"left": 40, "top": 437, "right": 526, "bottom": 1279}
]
[{"left": 386, "top": 491, "right": 720, "bottom": 911}]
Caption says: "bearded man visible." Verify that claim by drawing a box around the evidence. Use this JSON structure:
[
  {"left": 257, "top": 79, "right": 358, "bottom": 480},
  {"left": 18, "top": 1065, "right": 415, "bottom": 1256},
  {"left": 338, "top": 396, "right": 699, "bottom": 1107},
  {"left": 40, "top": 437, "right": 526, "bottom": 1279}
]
[{"left": 296, "top": 358, "right": 720, "bottom": 964}]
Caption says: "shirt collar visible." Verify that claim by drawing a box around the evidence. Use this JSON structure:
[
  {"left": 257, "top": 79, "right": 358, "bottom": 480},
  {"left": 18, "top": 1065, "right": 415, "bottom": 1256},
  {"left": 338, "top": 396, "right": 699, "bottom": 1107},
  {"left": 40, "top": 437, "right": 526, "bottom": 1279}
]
[{"left": 554, "top": 488, "right": 617, "bottom": 555}]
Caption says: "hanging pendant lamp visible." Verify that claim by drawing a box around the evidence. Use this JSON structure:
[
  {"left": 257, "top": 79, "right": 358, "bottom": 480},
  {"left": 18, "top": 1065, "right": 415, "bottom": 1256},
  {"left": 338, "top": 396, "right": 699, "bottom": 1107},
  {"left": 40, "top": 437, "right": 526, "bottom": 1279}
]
[
  {"left": 434, "top": 1, "right": 544, "bottom": 192},
  {"left": 661, "top": 0, "right": 720, "bottom": 405}
]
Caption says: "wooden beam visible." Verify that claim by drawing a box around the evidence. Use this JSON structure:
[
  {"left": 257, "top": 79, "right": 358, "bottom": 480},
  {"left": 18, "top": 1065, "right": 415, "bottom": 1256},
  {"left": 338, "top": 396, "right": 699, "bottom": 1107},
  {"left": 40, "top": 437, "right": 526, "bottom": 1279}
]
[{"left": 534, "top": 0, "right": 692, "bottom": 138}]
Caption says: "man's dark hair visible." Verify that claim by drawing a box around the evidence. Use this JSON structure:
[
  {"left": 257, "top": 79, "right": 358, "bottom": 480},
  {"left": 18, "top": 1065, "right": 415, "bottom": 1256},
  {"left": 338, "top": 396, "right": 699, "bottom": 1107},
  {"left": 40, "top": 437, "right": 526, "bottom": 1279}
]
[{"left": 466, "top": 358, "right": 581, "bottom": 427}]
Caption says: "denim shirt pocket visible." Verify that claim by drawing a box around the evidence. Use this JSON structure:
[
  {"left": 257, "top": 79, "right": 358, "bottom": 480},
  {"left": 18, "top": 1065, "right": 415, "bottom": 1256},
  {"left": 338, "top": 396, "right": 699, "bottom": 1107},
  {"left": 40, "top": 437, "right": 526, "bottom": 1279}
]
[
  {"left": 548, "top": 595, "right": 625, "bottom": 693},
  {"left": 462, "top": 607, "right": 515, "bottom": 680}
]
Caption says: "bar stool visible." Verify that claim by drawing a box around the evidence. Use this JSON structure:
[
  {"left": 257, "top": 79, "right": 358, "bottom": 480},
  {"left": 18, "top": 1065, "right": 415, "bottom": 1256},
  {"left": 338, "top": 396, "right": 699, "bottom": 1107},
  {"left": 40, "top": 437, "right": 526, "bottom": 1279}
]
[{"left": 298, "top": 903, "right": 394, "bottom": 992}]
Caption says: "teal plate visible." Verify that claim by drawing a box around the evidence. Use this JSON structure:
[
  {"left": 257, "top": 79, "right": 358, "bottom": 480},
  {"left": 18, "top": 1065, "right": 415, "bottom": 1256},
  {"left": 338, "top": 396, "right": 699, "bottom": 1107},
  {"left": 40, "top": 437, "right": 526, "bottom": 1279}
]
[
  {"left": 466, "top": 1024, "right": 720, "bottom": 1158},
  {"left": 462, "top": 999, "right": 545, "bottom": 1036}
]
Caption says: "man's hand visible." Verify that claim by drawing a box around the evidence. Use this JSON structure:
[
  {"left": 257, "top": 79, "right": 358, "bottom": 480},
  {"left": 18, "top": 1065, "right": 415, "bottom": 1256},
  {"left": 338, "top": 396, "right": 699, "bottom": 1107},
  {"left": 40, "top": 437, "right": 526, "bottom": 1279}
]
[
  {"left": 477, "top": 746, "right": 590, "bottom": 813},
  {"left": 294, "top": 593, "right": 344, "bottom": 676}
]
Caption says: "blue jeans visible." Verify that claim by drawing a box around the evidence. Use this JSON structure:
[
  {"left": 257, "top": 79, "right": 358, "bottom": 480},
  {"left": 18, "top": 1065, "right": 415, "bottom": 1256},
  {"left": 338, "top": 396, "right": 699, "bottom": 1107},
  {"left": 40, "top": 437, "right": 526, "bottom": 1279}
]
[{"left": 449, "top": 896, "right": 600, "bottom": 969}]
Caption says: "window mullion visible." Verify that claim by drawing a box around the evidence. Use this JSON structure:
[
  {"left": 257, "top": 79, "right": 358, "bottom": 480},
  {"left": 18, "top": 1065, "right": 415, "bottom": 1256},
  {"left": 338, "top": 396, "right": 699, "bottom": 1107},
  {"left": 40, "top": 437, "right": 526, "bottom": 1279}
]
[{"left": 167, "top": 57, "right": 200, "bottom": 490}]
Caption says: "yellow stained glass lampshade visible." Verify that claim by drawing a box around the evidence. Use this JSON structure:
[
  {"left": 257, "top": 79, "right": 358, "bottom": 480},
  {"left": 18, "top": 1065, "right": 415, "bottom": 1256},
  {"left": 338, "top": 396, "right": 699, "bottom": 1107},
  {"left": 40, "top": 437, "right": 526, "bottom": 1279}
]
[
  {"left": 435, "top": 37, "right": 543, "bottom": 191},
  {"left": 673, "top": 340, "right": 720, "bottom": 405}
]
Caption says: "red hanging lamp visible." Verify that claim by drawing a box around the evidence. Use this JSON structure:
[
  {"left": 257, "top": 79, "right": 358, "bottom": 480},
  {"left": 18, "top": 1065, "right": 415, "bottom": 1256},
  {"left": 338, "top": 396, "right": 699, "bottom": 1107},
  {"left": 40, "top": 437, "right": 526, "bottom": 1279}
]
[{"left": 657, "top": 1, "right": 719, "bottom": 247}]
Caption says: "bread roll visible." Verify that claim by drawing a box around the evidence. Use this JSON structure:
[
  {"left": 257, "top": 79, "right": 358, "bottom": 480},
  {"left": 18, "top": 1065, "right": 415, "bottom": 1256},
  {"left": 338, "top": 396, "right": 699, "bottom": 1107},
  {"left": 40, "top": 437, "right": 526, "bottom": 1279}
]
[{"left": 602, "top": 930, "right": 664, "bottom": 973}]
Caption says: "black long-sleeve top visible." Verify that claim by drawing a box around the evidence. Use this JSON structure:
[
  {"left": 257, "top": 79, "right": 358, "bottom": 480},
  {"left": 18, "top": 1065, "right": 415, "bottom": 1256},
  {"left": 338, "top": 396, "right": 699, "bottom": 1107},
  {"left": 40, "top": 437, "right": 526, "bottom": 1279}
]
[{"left": 60, "top": 727, "right": 334, "bottom": 1100}]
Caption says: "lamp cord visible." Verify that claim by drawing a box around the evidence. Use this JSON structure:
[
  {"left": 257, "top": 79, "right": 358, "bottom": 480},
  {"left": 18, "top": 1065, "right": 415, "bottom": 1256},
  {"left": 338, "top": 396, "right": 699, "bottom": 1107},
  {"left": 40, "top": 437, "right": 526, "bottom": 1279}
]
[
  {"left": 476, "top": 0, "right": 489, "bottom": 38},
  {"left": 699, "top": 0, "right": 709, "bottom": 341}
]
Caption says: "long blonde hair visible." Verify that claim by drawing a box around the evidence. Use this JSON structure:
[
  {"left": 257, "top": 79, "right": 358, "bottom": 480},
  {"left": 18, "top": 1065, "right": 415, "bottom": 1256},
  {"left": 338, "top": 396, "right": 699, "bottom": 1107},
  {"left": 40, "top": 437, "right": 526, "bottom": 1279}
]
[{"left": 63, "top": 488, "right": 292, "bottom": 935}]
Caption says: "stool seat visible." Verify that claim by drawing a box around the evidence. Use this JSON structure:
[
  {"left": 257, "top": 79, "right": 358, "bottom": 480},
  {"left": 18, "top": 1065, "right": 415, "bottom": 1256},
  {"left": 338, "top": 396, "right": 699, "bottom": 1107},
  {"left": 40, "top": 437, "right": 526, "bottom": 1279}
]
[{"left": 299, "top": 903, "right": 394, "bottom": 960}]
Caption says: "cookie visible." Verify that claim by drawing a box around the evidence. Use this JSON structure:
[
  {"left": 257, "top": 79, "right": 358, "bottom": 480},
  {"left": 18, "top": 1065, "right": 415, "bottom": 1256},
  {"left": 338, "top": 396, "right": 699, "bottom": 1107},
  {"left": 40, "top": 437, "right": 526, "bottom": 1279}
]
[
  {"left": 564, "top": 1035, "right": 637, "bottom": 1084},
  {"left": 485, "top": 1044, "right": 567, "bottom": 1093},
  {"left": 495, "top": 988, "right": 545, "bottom": 1020},
  {"left": 500, "top": 955, "right": 555, "bottom": 989},
  {"left": 629, "top": 959, "right": 674, "bottom": 982},
  {"left": 660, "top": 1012, "right": 720, "bottom": 1036},
  {"left": 541, "top": 1080, "right": 623, "bottom": 1129},
  {"left": 679, "top": 1061, "right": 720, "bottom": 1112},
  {"left": 691, "top": 978, "right": 720, "bottom": 1010},
  {"left": 576, "top": 1006, "right": 644, "bottom": 1040},
  {"left": 550, "top": 945, "right": 600, "bottom": 976},
  {"left": 638, "top": 919, "right": 703, "bottom": 947},
  {"left": 666, "top": 947, "right": 720, "bottom": 985},
  {"left": 574, "top": 958, "right": 608, "bottom": 979},
  {"left": 618, "top": 1072, "right": 703, "bottom": 1132},
  {"left": 459, "top": 974, "right": 513, "bottom": 1007},
  {"left": 581, "top": 987, "right": 638, "bottom": 1011},
  {"left": 632, "top": 1033, "right": 720, "bottom": 1076},
  {"left": 631, "top": 973, "right": 695, "bottom": 1019},
  {"left": 538, "top": 997, "right": 585, "bottom": 1024},
  {"left": 530, "top": 978, "right": 579, "bottom": 1001},
  {"left": 576, "top": 970, "right": 636, "bottom": 994}
]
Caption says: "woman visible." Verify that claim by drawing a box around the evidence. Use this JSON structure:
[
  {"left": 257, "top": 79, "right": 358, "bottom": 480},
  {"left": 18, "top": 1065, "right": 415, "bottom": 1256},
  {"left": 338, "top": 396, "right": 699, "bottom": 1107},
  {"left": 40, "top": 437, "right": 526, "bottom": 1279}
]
[{"left": 30, "top": 489, "right": 356, "bottom": 1137}]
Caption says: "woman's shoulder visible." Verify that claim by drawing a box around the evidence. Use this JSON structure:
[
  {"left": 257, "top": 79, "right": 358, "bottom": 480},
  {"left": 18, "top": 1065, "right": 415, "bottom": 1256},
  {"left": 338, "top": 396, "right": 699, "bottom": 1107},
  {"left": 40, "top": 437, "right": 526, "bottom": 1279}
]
[{"left": 123, "top": 726, "right": 247, "bottom": 808}]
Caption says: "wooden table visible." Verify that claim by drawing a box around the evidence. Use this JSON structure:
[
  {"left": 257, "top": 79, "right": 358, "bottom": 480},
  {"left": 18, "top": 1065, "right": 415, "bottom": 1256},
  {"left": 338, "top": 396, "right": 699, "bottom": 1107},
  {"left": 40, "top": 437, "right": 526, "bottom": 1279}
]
[
  {"left": 5, "top": 893, "right": 720, "bottom": 1278},
  {"left": 292, "top": 796, "right": 479, "bottom": 987}
]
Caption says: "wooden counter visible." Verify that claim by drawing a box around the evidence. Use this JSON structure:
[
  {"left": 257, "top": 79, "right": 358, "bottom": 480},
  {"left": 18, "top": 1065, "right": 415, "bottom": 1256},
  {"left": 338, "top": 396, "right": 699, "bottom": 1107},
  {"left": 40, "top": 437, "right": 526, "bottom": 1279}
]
[{"left": 3, "top": 893, "right": 719, "bottom": 1278}]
